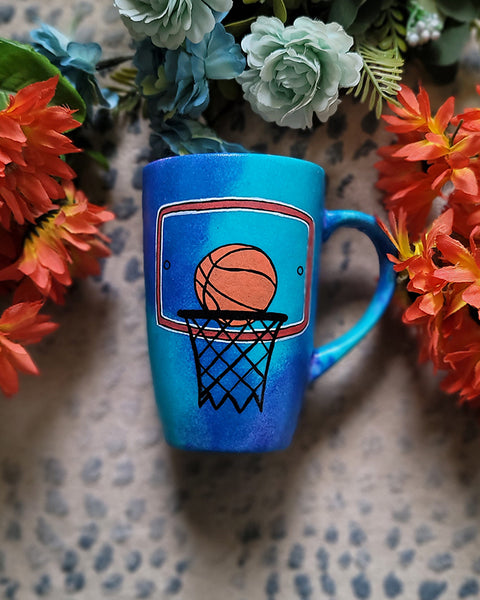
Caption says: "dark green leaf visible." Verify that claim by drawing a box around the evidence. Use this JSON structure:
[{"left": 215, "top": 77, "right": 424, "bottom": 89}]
[
  {"left": 0, "top": 91, "right": 8, "bottom": 110},
  {"left": 347, "top": 1, "right": 384, "bottom": 35},
  {"left": 224, "top": 17, "right": 257, "bottom": 37},
  {"left": 283, "top": 0, "right": 302, "bottom": 9},
  {"left": 436, "top": 0, "right": 480, "bottom": 22},
  {"left": 329, "top": 0, "right": 366, "bottom": 30},
  {"left": 0, "top": 38, "right": 86, "bottom": 122},
  {"left": 84, "top": 150, "right": 110, "bottom": 170},
  {"left": 417, "top": 22, "right": 471, "bottom": 66},
  {"left": 273, "top": 0, "right": 287, "bottom": 22}
]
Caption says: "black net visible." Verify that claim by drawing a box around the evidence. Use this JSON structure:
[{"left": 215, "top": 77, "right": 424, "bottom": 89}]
[{"left": 177, "top": 310, "right": 287, "bottom": 413}]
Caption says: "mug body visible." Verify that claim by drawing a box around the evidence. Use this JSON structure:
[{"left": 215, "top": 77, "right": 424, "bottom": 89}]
[{"left": 143, "top": 153, "right": 325, "bottom": 452}]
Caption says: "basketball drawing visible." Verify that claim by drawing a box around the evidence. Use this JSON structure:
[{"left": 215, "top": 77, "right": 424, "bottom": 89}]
[{"left": 194, "top": 244, "right": 277, "bottom": 316}]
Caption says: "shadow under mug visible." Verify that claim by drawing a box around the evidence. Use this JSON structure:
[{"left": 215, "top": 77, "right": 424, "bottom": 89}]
[{"left": 143, "top": 153, "right": 396, "bottom": 452}]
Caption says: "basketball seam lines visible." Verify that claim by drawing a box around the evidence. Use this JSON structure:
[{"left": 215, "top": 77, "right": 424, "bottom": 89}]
[
  {"left": 196, "top": 262, "right": 214, "bottom": 310},
  {"left": 198, "top": 277, "right": 268, "bottom": 311},
  {"left": 210, "top": 265, "right": 277, "bottom": 286},
  {"left": 196, "top": 245, "right": 277, "bottom": 311}
]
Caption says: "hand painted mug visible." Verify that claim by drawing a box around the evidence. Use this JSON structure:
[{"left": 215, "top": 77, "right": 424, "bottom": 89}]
[{"left": 143, "top": 153, "right": 395, "bottom": 452}]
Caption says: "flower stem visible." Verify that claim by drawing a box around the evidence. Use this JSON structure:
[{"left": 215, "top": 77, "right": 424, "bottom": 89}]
[
  {"left": 450, "top": 119, "right": 464, "bottom": 146},
  {"left": 96, "top": 56, "right": 135, "bottom": 71}
]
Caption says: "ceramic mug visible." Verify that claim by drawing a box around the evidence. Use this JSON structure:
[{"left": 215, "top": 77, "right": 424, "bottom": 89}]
[{"left": 143, "top": 153, "right": 395, "bottom": 452}]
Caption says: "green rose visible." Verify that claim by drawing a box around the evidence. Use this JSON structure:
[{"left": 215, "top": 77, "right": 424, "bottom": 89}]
[
  {"left": 237, "top": 17, "right": 363, "bottom": 129},
  {"left": 114, "top": 0, "right": 233, "bottom": 50}
]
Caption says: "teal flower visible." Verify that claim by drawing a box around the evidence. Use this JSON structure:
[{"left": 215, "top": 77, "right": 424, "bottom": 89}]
[
  {"left": 114, "top": 0, "right": 233, "bottom": 50},
  {"left": 237, "top": 16, "right": 363, "bottom": 129},
  {"left": 151, "top": 116, "right": 247, "bottom": 155},
  {"left": 30, "top": 23, "right": 118, "bottom": 113},
  {"left": 142, "top": 24, "right": 245, "bottom": 118}
]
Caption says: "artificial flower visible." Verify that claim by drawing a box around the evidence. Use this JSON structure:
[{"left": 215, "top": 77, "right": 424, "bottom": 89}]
[
  {"left": 114, "top": 0, "right": 232, "bottom": 50},
  {"left": 151, "top": 116, "right": 247, "bottom": 156},
  {"left": 435, "top": 233, "right": 480, "bottom": 316},
  {"left": 448, "top": 190, "right": 480, "bottom": 240},
  {"left": 454, "top": 86, "right": 480, "bottom": 132},
  {"left": 377, "top": 84, "right": 480, "bottom": 237},
  {"left": 405, "top": 0, "right": 443, "bottom": 47},
  {"left": 0, "top": 182, "right": 114, "bottom": 304},
  {"left": 382, "top": 84, "right": 454, "bottom": 136},
  {"left": 142, "top": 23, "right": 245, "bottom": 118},
  {"left": 30, "top": 23, "right": 118, "bottom": 113},
  {"left": 377, "top": 82, "right": 480, "bottom": 406},
  {"left": 442, "top": 337, "right": 480, "bottom": 405},
  {"left": 0, "top": 77, "right": 81, "bottom": 228},
  {"left": 375, "top": 143, "right": 440, "bottom": 238},
  {"left": 0, "top": 301, "right": 58, "bottom": 397},
  {"left": 237, "top": 16, "right": 363, "bottom": 129}
]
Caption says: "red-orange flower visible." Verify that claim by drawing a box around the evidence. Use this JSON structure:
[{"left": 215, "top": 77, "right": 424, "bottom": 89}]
[
  {"left": 378, "top": 84, "right": 480, "bottom": 407},
  {"left": 440, "top": 308, "right": 480, "bottom": 404},
  {"left": 0, "top": 301, "right": 58, "bottom": 396},
  {"left": 435, "top": 231, "right": 480, "bottom": 316},
  {"left": 452, "top": 85, "right": 480, "bottom": 132},
  {"left": 0, "top": 182, "right": 114, "bottom": 303},
  {"left": 0, "top": 76, "right": 81, "bottom": 228},
  {"left": 383, "top": 84, "right": 454, "bottom": 136}
]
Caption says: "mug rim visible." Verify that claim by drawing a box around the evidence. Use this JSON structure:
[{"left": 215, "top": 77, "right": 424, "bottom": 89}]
[{"left": 143, "top": 152, "right": 325, "bottom": 177}]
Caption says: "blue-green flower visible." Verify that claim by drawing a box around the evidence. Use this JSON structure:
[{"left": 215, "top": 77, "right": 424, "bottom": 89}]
[
  {"left": 237, "top": 17, "right": 363, "bottom": 129},
  {"left": 144, "top": 23, "right": 245, "bottom": 118},
  {"left": 114, "top": 0, "right": 232, "bottom": 50},
  {"left": 151, "top": 116, "right": 247, "bottom": 156},
  {"left": 30, "top": 23, "right": 118, "bottom": 112}
]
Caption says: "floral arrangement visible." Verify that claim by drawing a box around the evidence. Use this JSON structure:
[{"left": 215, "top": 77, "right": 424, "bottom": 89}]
[
  {"left": 377, "top": 84, "right": 480, "bottom": 406},
  {"left": 0, "top": 39, "right": 115, "bottom": 397},
  {"left": 0, "top": 0, "right": 480, "bottom": 402},
  {"left": 110, "top": 0, "right": 480, "bottom": 154}
]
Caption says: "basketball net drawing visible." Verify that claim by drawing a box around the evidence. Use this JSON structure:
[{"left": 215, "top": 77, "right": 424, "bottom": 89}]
[{"left": 177, "top": 243, "right": 287, "bottom": 414}]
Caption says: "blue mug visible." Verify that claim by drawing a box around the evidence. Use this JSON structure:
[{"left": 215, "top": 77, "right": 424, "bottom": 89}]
[{"left": 143, "top": 153, "right": 395, "bottom": 452}]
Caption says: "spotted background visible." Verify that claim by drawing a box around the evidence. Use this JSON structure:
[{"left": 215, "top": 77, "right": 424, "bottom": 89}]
[{"left": 2, "top": 2, "right": 480, "bottom": 599}]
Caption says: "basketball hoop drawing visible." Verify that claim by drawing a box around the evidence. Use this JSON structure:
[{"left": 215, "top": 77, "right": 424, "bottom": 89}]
[
  {"left": 177, "top": 243, "right": 288, "bottom": 413},
  {"left": 178, "top": 310, "right": 287, "bottom": 413}
]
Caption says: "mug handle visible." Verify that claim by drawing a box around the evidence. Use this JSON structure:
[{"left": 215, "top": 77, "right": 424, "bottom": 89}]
[{"left": 309, "top": 209, "right": 396, "bottom": 382}]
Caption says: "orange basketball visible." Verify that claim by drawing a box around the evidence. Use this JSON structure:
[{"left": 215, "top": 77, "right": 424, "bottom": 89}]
[{"left": 194, "top": 244, "right": 277, "bottom": 314}]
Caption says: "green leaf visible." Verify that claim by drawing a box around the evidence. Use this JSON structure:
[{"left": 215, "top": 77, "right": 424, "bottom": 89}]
[
  {"left": 0, "top": 90, "right": 8, "bottom": 110},
  {"left": 0, "top": 38, "right": 86, "bottom": 122},
  {"left": 84, "top": 150, "right": 110, "bottom": 170},
  {"left": 350, "top": 40, "right": 403, "bottom": 117},
  {"left": 417, "top": 22, "right": 471, "bottom": 65},
  {"left": 283, "top": 0, "right": 302, "bottom": 9},
  {"left": 436, "top": 0, "right": 480, "bottom": 22},
  {"left": 224, "top": 17, "right": 257, "bottom": 37},
  {"left": 329, "top": 0, "right": 366, "bottom": 30},
  {"left": 273, "top": 0, "right": 287, "bottom": 22}
]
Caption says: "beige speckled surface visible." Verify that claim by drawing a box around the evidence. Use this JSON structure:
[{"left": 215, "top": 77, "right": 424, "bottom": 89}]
[{"left": 1, "top": 3, "right": 480, "bottom": 599}]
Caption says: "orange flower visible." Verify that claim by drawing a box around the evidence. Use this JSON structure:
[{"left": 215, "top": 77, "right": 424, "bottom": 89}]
[
  {"left": 378, "top": 84, "right": 480, "bottom": 407},
  {"left": 440, "top": 308, "right": 480, "bottom": 404},
  {"left": 0, "top": 301, "right": 58, "bottom": 396},
  {"left": 383, "top": 84, "right": 454, "bottom": 136},
  {"left": 452, "top": 85, "right": 480, "bottom": 132},
  {"left": 0, "top": 77, "right": 81, "bottom": 228},
  {"left": 435, "top": 231, "right": 480, "bottom": 317},
  {"left": 376, "top": 209, "right": 420, "bottom": 267},
  {"left": 380, "top": 209, "right": 455, "bottom": 331},
  {"left": 0, "top": 182, "right": 114, "bottom": 303},
  {"left": 446, "top": 189, "right": 480, "bottom": 240},
  {"left": 442, "top": 342, "right": 480, "bottom": 405}
]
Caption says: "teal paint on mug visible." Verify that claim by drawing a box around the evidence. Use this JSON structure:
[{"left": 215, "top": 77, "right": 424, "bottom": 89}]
[{"left": 142, "top": 153, "right": 396, "bottom": 452}]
